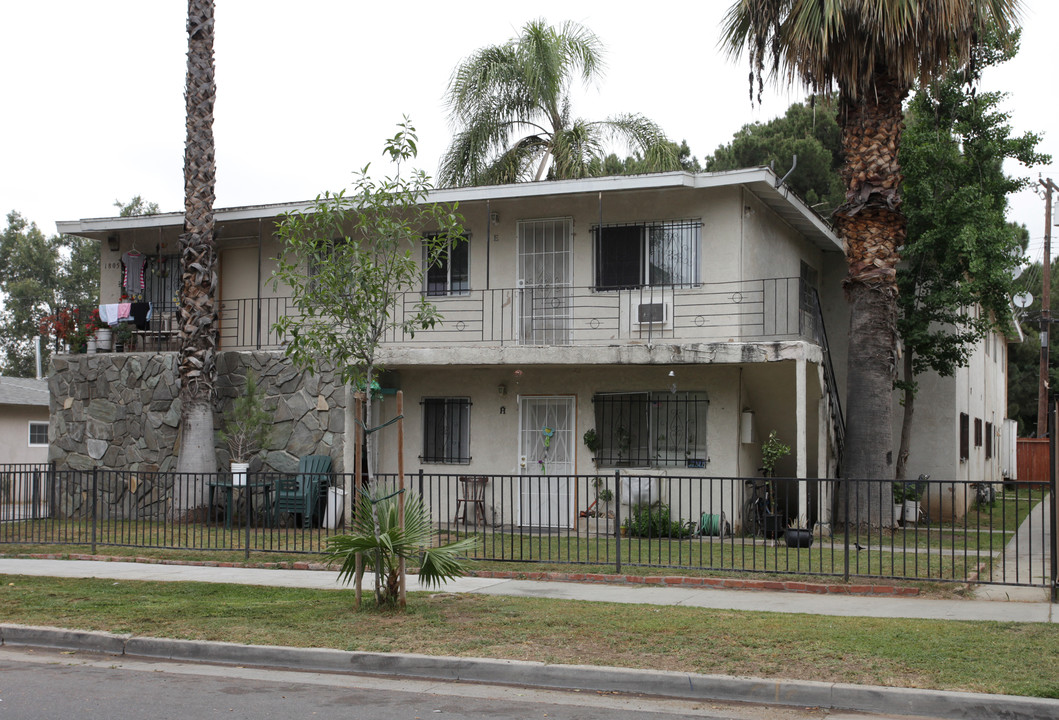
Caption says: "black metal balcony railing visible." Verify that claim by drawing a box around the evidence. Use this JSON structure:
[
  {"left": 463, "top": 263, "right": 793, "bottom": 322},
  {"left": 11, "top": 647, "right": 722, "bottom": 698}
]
[
  {"left": 2, "top": 465, "right": 1052, "bottom": 588},
  {"left": 204, "top": 277, "right": 816, "bottom": 351}
]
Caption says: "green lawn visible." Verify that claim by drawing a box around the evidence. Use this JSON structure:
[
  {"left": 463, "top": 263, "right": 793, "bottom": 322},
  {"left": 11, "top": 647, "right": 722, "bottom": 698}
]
[{"left": 1, "top": 574, "right": 1056, "bottom": 699}]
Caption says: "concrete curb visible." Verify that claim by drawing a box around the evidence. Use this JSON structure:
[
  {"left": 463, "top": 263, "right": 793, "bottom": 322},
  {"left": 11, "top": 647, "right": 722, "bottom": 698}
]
[{"left": 3, "top": 624, "right": 1057, "bottom": 719}]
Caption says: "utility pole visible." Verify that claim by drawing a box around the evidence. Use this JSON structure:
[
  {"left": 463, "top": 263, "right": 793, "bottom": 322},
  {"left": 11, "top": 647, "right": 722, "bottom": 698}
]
[{"left": 1038, "top": 178, "right": 1058, "bottom": 436}]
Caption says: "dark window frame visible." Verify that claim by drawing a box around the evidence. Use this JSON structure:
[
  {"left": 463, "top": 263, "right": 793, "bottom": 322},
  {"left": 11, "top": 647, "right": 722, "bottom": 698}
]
[
  {"left": 985, "top": 421, "right": 993, "bottom": 460},
  {"left": 592, "top": 391, "right": 709, "bottom": 468},
  {"left": 959, "top": 413, "right": 970, "bottom": 460},
  {"left": 592, "top": 220, "right": 701, "bottom": 291},
  {"left": 421, "top": 397, "right": 472, "bottom": 464},
  {"left": 424, "top": 234, "right": 470, "bottom": 297},
  {"left": 974, "top": 417, "right": 983, "bottom": 448}
]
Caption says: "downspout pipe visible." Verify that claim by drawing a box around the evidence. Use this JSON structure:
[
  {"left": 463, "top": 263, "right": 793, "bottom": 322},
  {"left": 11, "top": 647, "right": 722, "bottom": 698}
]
[{"left": 776, "top": 155, "right": 798, "bottom": 188}]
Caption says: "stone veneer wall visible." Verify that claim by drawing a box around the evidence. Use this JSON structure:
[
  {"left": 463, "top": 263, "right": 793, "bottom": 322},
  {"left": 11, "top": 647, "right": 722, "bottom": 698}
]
[{"left": 48, "top": 350, "right": 347, "bottom": 476}]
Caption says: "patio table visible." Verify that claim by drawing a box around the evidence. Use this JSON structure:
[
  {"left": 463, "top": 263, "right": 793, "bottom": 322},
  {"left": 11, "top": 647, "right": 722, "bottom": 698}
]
[{"left": 207, "top": 476, "right": 274, "bottom": 530}]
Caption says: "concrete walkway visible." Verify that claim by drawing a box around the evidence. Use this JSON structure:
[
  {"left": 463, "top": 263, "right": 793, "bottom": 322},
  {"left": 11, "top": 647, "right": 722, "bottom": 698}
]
[
  {"left": 1, "top": 557, "right": 1054, "bottom": 623},
  {"left": 974, "top": 493, "right": 1053, "bottom": 602}
]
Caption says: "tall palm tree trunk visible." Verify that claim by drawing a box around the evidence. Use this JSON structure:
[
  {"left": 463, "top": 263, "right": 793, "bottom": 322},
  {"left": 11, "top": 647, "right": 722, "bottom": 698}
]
[
  {"left": 834, "top": 76, "right": 906, "bottom": 527},
  {"left": 174, "top": 0, "right": 219, "bottom": 516}
]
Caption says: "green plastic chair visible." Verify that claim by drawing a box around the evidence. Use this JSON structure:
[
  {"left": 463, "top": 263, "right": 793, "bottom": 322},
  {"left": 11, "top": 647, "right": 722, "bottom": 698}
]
[{"left": 275, "top": 454, "right": 332, "bottom": 528}]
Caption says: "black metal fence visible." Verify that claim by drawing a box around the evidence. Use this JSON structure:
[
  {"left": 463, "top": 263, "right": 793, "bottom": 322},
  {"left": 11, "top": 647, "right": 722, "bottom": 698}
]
[{"left": 1, "top": 465, "right": 1052, "bottom": 587}]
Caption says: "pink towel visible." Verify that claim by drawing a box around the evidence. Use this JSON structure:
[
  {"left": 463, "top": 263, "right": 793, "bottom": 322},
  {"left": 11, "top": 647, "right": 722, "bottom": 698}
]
[{"left": 117, "top": 303, "right": 132, "bottom": 320}]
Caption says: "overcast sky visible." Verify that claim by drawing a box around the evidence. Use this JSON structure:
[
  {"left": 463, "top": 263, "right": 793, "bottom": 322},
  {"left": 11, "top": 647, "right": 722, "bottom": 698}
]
[{"left": 2, "top": 1, "right": 1056, "bottom": 261}]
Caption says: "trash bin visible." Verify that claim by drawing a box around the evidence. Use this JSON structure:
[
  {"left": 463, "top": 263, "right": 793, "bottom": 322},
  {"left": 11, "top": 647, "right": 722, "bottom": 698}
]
[{"left": 325, "top": 487, "right": 346, "bottom": 529}]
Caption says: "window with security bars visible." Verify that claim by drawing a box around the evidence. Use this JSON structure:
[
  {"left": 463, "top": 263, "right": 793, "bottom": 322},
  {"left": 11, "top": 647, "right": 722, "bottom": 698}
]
[
  {"left": 593, "top": 220, "right": 700, "bottom": 290},
  {"left": 421, "top": 398, "right": 471, "bottom": 463},
  {"left": 592, "top": 391, "right": 708, "bottom": 468}
]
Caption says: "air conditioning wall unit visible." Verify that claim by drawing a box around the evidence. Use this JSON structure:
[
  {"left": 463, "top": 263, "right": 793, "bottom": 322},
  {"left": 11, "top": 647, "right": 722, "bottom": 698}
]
[{"left": 634, "top": 300, "right": 670, "bottom": 326}]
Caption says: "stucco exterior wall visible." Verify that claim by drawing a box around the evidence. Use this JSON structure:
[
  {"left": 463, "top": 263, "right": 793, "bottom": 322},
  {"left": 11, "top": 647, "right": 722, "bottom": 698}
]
[
  {"left": 892, "top": 321, "right": 1012, "bottom": 521},
  {"left": 0, "top": 404, "right": 49, "bottom": 464}
]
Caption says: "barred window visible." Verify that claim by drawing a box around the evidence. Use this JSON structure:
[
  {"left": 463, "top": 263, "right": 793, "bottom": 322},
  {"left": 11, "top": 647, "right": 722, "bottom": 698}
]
[
  {"left": 592, "top": 391, "right": 708, "bottom": 468},
  {"left": 593, "top": 220, "right": 700, "bottom": 290},
  {"left": 421, "top": 398, "right": 471, "bottom": 464}
]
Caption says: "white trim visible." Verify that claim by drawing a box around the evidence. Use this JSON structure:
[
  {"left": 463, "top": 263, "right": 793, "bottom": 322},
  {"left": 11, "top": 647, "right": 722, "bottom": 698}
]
[{"left": 28, "top": 421, "right": 49, "bottom": 447}]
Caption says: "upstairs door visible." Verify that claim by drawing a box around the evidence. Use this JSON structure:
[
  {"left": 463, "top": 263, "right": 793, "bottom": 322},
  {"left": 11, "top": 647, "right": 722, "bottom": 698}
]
[
  {"left": 219, "top": 246, "right": 260, "bottom": 349},
  {"left": 517, "top": 218, "right": 572, "bottom": 346},
  {"left": 518, "top": 396, "right": 575, "bottom": 528}
]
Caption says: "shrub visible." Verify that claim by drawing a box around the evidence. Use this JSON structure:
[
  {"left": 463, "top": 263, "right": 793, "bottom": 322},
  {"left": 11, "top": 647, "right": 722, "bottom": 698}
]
[{"left": 622, "top": 502, "right": 694, "bottom": 538}]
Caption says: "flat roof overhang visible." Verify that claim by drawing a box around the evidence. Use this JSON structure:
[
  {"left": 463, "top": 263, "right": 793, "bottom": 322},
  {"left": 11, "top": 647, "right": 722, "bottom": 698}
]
[{"left": 56, "top": 169, "right": 841, "bottom": 254}]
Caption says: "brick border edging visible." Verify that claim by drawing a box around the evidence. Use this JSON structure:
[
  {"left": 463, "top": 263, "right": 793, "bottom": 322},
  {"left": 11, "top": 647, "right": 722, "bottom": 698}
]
[{"left": 6, "top": 552, "right": 919, "bottom": 596}]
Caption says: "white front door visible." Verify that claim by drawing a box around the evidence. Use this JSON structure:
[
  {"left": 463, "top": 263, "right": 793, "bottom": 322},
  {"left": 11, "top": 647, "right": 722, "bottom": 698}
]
[
  {"left": 519, "top": 396, "right": 575, "bottom": 528},
  {"left": 517, "top": 218, "right": 572, "bottom": 346}
]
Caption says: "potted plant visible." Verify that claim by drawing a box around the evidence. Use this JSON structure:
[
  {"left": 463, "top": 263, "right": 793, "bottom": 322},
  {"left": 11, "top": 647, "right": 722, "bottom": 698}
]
[
  {"left": 894, "top": 478, "right": 924, "bottom": 525},
  {"left": 218, "top": 371, "right": 272, "bottom": 486},
  {"left": 784, "top": 517, "right": 813, "bottom": 548},
  {"left": 760, "top": 430, "right": 790, "bottom": 539},
  {"left": 67, "top": 326, "right": 88, "bottom": 354},
  {"left": 95, "top": 325, "right": 112, "bottom": 352},
  {"left": 114, "top": 322, "right": 134, "bottom": 352}
]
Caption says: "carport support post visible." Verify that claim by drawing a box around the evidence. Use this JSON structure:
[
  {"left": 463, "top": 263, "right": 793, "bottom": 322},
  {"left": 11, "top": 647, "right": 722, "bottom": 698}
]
[{"left": 796, "top": 357, "right": 808, "bottom": 526}]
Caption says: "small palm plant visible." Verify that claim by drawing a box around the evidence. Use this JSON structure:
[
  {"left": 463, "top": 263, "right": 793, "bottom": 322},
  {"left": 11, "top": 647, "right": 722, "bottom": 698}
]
[{"left": 326, "top": 480, "right": 479, "bottom": 608}]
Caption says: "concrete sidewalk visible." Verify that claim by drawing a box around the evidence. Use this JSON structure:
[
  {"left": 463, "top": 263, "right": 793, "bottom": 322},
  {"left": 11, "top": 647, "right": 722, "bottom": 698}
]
[
  {"left": 2, "top": 557, "right": 1058, "bottom": 720},
  {"left": 1, "top": 557, "right": 1054, "bottom": 623}
]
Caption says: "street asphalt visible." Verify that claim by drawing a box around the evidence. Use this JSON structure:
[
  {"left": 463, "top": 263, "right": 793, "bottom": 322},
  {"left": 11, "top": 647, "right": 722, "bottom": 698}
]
[{"left": 1, "top": 557, "right": 1057, "bottom": 719}]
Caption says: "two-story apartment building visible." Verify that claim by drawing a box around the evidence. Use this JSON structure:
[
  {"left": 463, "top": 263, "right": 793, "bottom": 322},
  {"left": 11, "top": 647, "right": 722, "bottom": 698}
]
[
  {"left": 54, "top": 169, "right": 847, "bottom": 529},
  {"left": 55, "top": 168, "right": 1015, "bottom": 529}
]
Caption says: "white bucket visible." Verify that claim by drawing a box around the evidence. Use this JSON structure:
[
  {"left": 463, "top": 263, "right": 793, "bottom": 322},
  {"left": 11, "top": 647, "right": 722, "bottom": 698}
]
[{"left": 325, "top": 487, "right": 346, "bottom": 529}]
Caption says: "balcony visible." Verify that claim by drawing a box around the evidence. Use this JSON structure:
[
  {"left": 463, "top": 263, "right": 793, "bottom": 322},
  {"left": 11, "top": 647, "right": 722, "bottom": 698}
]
[{"left": 210, "top": 277, "right": 819, "bottom": 353}]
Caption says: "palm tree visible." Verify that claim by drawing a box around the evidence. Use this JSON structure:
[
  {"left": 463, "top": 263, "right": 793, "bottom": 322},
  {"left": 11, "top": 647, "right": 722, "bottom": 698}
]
[
  {"left": 722, "top": 0, "right": 1022, "bottom": 526},
  {"left": 174, "top": 0, "right": 220, "bottom": 511},
  {"left": 439, "top": 19, "right": 679, "bottom": 187},
  {"left": 326, "top": 480, "right": 479, "bottom": 608}
]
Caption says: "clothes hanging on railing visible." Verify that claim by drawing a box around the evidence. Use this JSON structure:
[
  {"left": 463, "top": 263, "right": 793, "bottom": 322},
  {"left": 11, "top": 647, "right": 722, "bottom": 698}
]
[
  {"left": 129, "top": 302, "right": 151, "bottom": 330},
  {"left": 122, "top": 250, "right": 147, "bottom": 293}
]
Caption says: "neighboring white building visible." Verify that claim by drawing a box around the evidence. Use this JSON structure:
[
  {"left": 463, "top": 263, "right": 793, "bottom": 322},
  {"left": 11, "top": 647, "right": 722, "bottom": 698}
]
[
  {"left": 891, "top": 319, "right": 1021, "bottom": 521},
  {"left": 0, "top": 376, "right": 50, "bottom": 464},
  {"left": 0, "top": 376, "right": 50, "bottom": 519}
]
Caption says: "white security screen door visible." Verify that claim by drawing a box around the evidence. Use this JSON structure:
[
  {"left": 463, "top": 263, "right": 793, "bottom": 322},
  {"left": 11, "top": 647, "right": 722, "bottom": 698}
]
[
  {"left": 518, "top": 396, "right": 575, "bottom": 528},
  {"left": 517, "top": 219, "right": 572, "bottom": 346}
]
